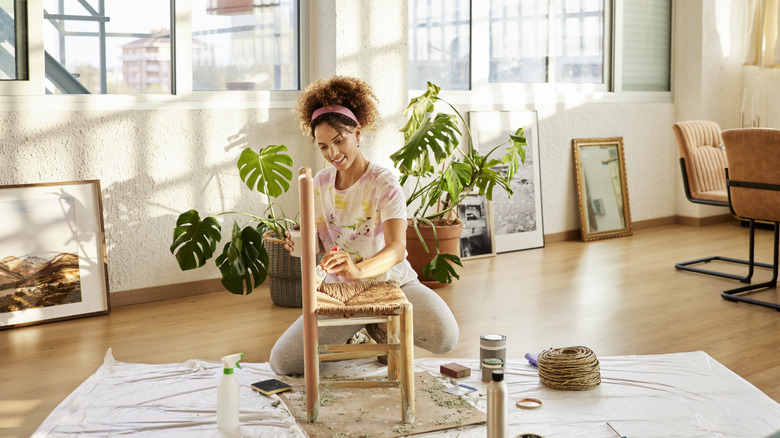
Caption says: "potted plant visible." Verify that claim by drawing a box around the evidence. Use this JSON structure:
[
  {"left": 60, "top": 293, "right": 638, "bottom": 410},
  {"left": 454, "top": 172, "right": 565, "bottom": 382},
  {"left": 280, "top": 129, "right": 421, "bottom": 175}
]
[
  {"left": 390, "top": 82, "right": 528, "bottom": 286},
  {"left": 169, "top": 144, "right": 304, "bottom": 306}
]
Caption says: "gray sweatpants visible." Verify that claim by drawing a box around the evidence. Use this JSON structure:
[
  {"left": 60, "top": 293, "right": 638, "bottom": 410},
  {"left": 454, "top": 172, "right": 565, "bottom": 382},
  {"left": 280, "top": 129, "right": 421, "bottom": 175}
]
[{"left": 269, "top": 279, "right": 459, "bottom": 375}]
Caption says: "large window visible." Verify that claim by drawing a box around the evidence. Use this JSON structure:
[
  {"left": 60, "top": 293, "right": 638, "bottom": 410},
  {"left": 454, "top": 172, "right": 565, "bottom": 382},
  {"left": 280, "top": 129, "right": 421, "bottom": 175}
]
[
  {"left": 43, "top": 0, "right": 171, "bottom": 94},
  {"left": 551, "top": 0, "right": 604, "bottom": 84},
  {"left": 409, "top": 0, "right": 671, "bottom": 93},
  {"left": 408, "top": 0, "right": 470, "bottom": 90},
  {"left": 193, "top": 0, "right": 299, "bottom": 91},
  {"left": 9, "top": 0, "right": 300, "bottom": 95},
  {"left": 489, "top": 0, "right": 554, "bottom": 84},
  {"left": 0, "top": 0, "right": 29, "bottom": 81}
]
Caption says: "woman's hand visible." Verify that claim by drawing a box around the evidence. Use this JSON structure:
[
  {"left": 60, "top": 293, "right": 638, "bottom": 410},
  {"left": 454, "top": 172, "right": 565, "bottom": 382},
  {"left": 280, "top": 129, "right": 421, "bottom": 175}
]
[
  {"left": 320, "top": 249, "right": 363, "bottom": 281},
  {"left": 283, "top": 229, "right": 295, "bottom": 254},
  {"left": 319, "top": 218, "right": 407, "bottom": 281}
]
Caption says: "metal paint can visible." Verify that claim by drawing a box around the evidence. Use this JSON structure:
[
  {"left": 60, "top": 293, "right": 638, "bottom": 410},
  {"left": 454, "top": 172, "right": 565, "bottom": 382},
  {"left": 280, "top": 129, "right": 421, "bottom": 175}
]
[
  {"left": 480, "top": 333, "right": 507, "bottom": 369},
  {"left": 482, "top": 357, "right": 504, "bottom": 382}
]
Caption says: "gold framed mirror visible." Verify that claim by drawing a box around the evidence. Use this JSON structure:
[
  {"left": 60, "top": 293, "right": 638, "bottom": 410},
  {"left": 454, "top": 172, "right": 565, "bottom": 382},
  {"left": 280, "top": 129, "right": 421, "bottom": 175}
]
[{"left": 572, "top": 137, "right": 632, "bottom": 241}]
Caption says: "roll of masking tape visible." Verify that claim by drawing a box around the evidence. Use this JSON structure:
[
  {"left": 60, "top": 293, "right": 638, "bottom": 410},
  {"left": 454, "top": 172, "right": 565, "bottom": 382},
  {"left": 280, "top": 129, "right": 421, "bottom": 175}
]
[
  {"left": 515, "top": 398, "right": 543, "bottom": 409},
  {"left": 481, "top": 357, "right": 504, "bottom": 382}
]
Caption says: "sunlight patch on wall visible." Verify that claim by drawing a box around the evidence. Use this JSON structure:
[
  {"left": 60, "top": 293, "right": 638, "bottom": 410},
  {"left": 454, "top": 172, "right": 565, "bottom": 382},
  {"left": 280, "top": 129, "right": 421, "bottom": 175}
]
[{"left": 716, "top": 0, "right": 732, "bottom": 57}]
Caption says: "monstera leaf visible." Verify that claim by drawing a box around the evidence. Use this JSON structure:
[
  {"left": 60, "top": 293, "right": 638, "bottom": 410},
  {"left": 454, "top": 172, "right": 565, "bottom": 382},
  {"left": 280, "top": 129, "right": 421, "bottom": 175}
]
[
  {"left": 215, "top": 223, "right": 269, "bottom": 295},
  {"left": 170, "top": 210, "right": 222, "bottom": 271},
  {"left": 391, "top": 112, "right": 460, "bottom": 177},
  {"left": 442, "top": 161, "right": 473, "bottom": 206},
  {"left": 170, "top": 143, "right": 295, "bottom": 296},
  {"left": 423, "top": 253, "right": 462, "bottom": 285},
  {"left": 237, "top": 145, "right": 294, "bottom": 198},
  {"left": 400, "top": 81, "right": 441, "bottom": 142},
  {"left": 502, "top": 127, "right": 528, "bottom": 182}
]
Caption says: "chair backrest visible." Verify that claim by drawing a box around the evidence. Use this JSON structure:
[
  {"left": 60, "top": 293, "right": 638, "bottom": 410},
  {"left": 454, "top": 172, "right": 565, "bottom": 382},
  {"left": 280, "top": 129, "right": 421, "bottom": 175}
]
[
  {"left": 722, "top": 128, "right": 780, "bottom": 222},
  {"left": 673, "top": 120, "right": 728, "bottom": 203}
]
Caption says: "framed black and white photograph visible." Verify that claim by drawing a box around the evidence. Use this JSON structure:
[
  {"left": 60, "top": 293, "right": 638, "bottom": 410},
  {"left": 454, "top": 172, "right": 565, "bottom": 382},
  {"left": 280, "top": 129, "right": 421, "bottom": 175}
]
[
  {"left": 458, "top": 193, "right": 495, "bottom": 260},
  {"left": 0, "top": 180, "right": 110, "bottom": 330},
  {"left": 469, "top": 110, "right": 544, "bottom": 253}
]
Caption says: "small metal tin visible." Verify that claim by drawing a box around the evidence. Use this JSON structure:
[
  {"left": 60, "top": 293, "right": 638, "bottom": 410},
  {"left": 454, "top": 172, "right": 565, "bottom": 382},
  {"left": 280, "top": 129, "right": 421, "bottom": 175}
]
[
  {"left": 480, "top": 333, "right": 507, "bottom": 369},
  {"left": 482, "top": 357, "right": 504, "bottom": 382}
]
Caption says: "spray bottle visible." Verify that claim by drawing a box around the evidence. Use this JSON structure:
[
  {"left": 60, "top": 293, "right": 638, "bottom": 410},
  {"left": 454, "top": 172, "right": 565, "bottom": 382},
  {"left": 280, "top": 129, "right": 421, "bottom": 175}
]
[{"left": 217, "top": 353, "right": 243, "bottom": 431}]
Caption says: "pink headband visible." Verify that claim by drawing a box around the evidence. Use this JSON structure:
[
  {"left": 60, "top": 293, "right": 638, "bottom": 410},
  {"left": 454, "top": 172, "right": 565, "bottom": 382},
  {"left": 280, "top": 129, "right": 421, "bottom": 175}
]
[{"left": 311, "top": 105, "right": 359, "bottom": 126}]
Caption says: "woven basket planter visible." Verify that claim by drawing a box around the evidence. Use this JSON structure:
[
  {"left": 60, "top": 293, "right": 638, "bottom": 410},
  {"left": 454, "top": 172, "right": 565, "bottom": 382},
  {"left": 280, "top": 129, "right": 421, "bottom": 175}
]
[{"left": 263, "top": 231, "right": 321, "bottom": 308}]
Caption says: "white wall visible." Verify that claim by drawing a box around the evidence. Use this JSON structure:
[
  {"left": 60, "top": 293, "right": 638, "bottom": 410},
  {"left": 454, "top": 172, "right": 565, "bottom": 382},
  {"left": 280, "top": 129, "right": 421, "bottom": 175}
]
[{"left": 0, "top": 1, "right": 745, "bottom": 294}]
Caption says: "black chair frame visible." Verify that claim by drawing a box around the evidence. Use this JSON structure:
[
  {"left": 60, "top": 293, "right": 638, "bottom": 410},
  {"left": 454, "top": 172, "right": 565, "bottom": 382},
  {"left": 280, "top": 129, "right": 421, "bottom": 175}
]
[
  {"left": 722, "top": 170, "right": 780, "bottom": 311},
  {"left": 675, "top": 158, "right": 773, "bottom": 282}
]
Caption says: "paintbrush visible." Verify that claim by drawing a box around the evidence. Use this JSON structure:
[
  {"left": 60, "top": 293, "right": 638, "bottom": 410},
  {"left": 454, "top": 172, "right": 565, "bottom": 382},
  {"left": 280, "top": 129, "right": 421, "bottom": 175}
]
[
  {"left": 315, "top": 245, "right": 339, "bottom": 291},
  {"left": 606, "top": 422, "right": 626, "bottom": 438}
]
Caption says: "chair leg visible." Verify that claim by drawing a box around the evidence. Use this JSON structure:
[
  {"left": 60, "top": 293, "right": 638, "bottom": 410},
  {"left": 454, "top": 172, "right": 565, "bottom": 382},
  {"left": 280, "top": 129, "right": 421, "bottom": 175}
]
[
  {"left": 304, "top": 339, "right": 320, "bottom": 423},
  {"left": 303, "top": 312, "right": 319, "bottom": 423},
  {"left": 721, "top": 221, "right": 780, "bottom": 311},
  {"left": 399, "top": 304, "right": 415, "bottom": 424},
  {"left": 675, "top": 220, "right": 774, "bottom": 282},
  {"left": 386, "top": 316, "right": 400, "bottom": 380}
]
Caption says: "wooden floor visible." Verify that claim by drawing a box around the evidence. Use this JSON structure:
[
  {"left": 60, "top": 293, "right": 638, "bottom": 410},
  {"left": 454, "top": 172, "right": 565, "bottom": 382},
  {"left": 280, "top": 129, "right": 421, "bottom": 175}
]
[{"left": 2, "top": 222, "right": 780, "bottom": 437}]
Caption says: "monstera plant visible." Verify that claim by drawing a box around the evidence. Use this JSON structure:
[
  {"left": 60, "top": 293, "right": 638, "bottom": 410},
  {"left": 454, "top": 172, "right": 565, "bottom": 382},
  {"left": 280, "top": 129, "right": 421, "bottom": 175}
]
[
  {"left": 391, "top": 82, "right": 528, "bottom": 285},
  {"left": 170, "top": 145, "right": 296, "bottom": 295}
]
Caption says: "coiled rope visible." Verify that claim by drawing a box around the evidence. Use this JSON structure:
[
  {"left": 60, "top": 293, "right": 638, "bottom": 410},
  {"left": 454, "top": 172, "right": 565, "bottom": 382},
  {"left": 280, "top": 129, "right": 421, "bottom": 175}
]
[{"left": 537, "top": 346, "right": 601, "bottom": 391}]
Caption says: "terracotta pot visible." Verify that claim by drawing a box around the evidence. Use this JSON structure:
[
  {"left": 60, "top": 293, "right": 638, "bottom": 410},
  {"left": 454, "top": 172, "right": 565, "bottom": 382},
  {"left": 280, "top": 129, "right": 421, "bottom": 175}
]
[{"left": 405, "top": 218, "right": 463, "bottom": 289}]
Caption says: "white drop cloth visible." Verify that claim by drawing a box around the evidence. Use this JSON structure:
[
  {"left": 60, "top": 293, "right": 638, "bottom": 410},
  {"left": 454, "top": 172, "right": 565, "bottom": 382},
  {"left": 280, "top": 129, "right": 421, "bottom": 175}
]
[{"left": 33, "top": 349, "right": 780, "bottom": 437}]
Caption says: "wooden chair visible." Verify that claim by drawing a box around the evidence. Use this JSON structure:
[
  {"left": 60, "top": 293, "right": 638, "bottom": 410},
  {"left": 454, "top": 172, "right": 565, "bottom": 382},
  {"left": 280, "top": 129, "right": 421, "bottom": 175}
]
[
  {"left": 721, "top": 128, "right": 780, "bottom": 311},
  {"left": 298, "top": 167, "right": 415, "bottom": 423},
  {"left": 673, "top": 120, "right": 772, "bottom": 281}
]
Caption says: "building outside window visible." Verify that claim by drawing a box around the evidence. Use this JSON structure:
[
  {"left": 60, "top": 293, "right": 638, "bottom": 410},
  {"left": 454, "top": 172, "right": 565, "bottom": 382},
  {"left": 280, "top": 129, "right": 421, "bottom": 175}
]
[{"left": 15, "top": 0, "right": 301, "bottom": 94}]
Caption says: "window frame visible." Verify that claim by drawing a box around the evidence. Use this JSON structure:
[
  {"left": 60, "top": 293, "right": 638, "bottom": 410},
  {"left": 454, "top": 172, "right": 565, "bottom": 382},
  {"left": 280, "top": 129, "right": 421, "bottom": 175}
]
[
  {"left": 413, "top": 0, "right": 673, "bottom": 105},
  {"left": 0, "top": 0, "right": 45, "bottom": 96},
  {"left": 0, "top": 0, "right": 307, "bottom": 110}
]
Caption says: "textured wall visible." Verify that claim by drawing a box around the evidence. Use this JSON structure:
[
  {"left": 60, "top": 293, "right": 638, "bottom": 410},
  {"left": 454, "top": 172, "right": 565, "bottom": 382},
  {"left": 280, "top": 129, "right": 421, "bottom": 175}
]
[
  {"left": 535, "top": 103, "right": 677, "bottom": 233},
  {"left": 0, "top": 98, "right": 678, "bottom": 294},
  {"left": 0, "top": 108, "right": 314, "bottom": 292}
]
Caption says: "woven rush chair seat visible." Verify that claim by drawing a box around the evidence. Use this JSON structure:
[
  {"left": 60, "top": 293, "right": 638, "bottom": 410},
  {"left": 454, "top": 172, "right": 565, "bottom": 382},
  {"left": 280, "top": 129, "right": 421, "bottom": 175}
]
[{"left": 316, "top": 281, "right": 408, "bottom": 318}]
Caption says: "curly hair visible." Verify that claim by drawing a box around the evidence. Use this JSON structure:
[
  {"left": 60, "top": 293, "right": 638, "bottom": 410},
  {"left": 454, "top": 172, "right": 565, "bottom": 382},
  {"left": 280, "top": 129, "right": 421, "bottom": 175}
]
[{"left": 293, "top": 76, "right": 381, "bottom": 140}]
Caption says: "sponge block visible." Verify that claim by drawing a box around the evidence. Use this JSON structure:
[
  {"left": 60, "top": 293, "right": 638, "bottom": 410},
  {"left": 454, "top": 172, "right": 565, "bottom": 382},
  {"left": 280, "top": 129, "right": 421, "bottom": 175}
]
[{"left": 440, "top": 363, "right": 471, "bottom": 378}]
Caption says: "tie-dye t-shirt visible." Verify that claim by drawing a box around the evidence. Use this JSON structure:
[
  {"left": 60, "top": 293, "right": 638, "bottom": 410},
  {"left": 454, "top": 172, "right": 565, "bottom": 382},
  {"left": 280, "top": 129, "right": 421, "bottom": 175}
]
[{"left": 313, "top": 161, "right": 418, "bottom": 285}]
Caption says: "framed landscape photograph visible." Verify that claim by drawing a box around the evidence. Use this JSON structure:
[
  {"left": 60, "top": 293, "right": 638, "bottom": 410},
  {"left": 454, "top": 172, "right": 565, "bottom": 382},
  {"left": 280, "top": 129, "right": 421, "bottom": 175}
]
[
  {"left": 457, "top": 193, "right": 495, "bottom": 260},
  {"left": 469, "top": 110, "right": 544, "bottom": 253},
  {"left": 0, "top": 180, "right": 109, "bottom": 330}
]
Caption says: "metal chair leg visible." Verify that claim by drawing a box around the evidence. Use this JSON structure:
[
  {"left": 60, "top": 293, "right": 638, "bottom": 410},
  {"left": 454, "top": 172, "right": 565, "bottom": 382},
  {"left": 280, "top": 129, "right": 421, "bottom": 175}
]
[
  {"left": 721, "top": 221, "right": 780, "bottom": 311},
  {"left": 675, "top": 220, "right": 774, "bottom": 283}
]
